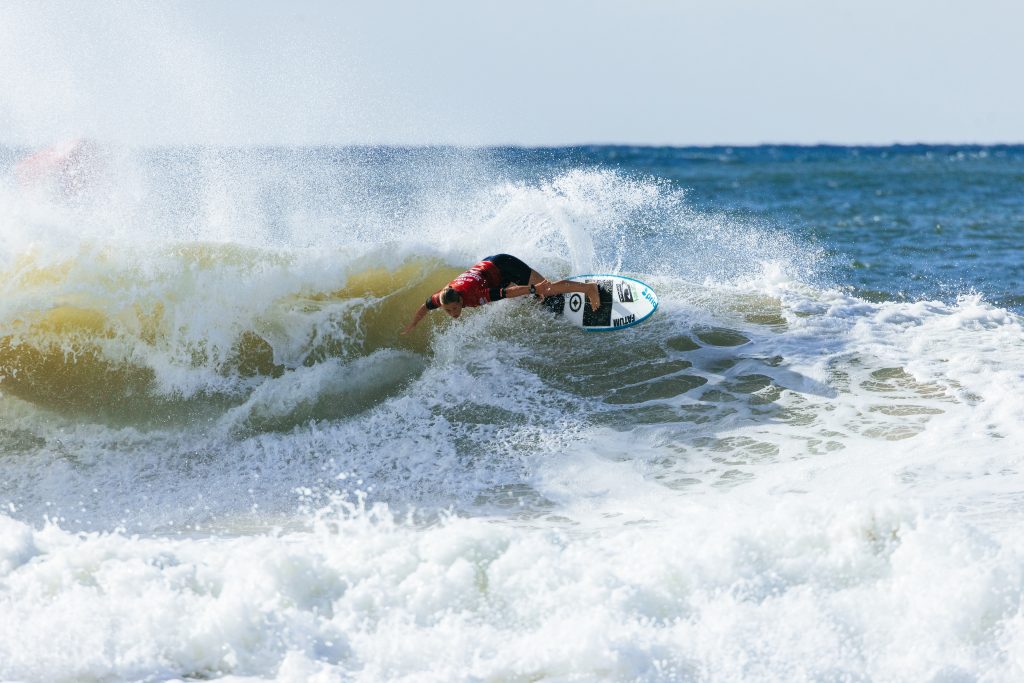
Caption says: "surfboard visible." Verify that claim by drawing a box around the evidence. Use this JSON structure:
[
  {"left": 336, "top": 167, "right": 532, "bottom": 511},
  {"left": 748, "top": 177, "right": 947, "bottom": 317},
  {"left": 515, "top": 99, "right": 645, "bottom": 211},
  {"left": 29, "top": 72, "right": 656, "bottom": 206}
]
[{"left": 542, "top": 275, "right": 658, "bottom": 331}]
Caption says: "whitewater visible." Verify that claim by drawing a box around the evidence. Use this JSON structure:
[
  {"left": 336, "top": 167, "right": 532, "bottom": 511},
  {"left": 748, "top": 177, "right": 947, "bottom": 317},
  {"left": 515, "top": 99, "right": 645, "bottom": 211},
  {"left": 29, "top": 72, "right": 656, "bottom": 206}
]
[{"left": 1, "top": 143, "right": 1023, "bottom": 683}]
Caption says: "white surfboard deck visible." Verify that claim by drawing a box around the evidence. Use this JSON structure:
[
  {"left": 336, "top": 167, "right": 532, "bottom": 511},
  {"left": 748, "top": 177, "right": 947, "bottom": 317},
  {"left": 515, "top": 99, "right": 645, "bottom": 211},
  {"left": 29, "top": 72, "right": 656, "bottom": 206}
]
[{"left": 543, "top": 274, "right": 658, "bottom": 331}]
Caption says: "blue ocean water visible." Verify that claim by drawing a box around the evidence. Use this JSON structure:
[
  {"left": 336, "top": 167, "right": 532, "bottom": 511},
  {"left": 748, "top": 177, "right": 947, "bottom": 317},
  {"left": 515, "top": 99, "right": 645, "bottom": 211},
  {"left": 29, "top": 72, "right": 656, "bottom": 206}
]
[{"left": 504, "top": 145, "right": 1024, "bottom": 310}]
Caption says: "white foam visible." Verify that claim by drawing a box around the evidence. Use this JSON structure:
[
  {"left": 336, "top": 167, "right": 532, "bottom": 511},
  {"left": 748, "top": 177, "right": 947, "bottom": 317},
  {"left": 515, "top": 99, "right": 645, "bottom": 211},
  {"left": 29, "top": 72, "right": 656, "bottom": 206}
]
[{"left": 2, "top": 494, "right": 1023, "bottom": 682}]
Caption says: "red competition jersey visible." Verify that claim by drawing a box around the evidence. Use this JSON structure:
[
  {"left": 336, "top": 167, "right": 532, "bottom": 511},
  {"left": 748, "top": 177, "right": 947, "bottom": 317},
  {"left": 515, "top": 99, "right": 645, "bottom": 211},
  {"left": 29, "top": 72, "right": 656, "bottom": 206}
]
[{"left": 431, "top": 259, "right": 502, "bottom": 308}]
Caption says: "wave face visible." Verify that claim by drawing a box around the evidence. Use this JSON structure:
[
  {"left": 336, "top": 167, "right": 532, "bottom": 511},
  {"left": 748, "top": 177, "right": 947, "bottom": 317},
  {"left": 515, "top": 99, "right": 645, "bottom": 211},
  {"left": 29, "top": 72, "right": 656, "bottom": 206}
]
[{"left": 2, "top": 145, "right": 1024, "bottom": 682}]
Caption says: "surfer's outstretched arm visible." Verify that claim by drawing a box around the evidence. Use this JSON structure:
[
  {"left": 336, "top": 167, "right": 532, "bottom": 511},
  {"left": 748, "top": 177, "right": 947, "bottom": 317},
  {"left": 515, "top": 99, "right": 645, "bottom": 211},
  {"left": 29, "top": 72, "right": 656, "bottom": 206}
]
[{"left": 401, "top": 303, "right": 429, "bottom": 335}]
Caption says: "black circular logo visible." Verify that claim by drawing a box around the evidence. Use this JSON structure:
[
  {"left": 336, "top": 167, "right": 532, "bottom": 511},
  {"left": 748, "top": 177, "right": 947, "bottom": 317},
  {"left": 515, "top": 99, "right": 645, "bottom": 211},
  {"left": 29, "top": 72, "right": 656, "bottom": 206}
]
[{"left": 569, "top": 293, "right": 583, "bottom": 312}]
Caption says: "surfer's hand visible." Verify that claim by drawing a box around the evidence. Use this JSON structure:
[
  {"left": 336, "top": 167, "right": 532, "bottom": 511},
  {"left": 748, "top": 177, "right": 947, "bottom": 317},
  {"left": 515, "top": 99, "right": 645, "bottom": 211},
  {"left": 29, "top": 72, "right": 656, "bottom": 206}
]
[
  {"left": 402, "top": 303, "right": 428, "bottom": 335},
  {"left": 587, "top": 284, "right": 601, "bottom": 311},
  {"left": 533, "top": 280, "right": 552, "bottom": 298}
]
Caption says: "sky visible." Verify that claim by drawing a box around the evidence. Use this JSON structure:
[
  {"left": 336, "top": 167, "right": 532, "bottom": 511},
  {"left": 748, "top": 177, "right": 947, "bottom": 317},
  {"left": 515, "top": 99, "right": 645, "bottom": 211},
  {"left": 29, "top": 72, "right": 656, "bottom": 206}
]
[{"left": 1, "top": 0, "right": 1022, "bottom": 147}]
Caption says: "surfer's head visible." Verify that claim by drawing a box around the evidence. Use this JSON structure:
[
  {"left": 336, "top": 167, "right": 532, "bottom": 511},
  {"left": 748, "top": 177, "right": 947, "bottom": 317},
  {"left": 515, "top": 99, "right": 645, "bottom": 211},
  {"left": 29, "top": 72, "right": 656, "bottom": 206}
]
[{"left": 440, "top": 286, "right": 463, "bottom": 318}]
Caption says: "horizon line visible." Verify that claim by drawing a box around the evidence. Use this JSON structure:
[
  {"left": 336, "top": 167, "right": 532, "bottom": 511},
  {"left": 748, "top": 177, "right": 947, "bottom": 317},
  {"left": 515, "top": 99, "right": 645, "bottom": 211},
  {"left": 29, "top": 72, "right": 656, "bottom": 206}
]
[{"left": 3, "top": 140, "right": 1024, "bottom": 152}]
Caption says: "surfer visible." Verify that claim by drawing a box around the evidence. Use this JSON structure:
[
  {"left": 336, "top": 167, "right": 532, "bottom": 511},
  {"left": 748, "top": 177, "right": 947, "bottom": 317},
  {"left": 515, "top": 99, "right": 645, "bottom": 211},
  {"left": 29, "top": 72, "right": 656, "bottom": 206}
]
[{"left": 401, "top": 253, "right": 601, "bottom": 334}]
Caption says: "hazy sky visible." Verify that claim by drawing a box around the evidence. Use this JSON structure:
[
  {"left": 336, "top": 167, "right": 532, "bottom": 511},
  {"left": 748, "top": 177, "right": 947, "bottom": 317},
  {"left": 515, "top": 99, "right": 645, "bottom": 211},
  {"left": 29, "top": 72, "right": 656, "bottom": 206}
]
[{"left": 1, "top": 0, "right": 1021, "bottom": 146}]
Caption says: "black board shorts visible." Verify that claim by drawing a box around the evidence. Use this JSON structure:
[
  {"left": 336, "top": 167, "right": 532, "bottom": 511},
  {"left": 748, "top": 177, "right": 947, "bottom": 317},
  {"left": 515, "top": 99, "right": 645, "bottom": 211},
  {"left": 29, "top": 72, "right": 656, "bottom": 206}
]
[{"left": 484, "top": 254, "right": 534, "bottom": 286}]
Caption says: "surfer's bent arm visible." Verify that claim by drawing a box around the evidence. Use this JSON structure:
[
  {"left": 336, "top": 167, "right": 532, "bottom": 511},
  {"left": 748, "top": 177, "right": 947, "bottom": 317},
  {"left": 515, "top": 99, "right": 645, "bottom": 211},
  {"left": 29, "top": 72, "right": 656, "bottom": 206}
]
[
  {"left": 535, "top": 280, "right": 584, "bottom": 296},
  {"left": 495, "top": 284, "right": 537, "bottom": 300},
  {"left": 401, "top": 303, "right": 429, "bottom": 334},
  {"left": 535, "top": 279, "right": 602, "bottom": 311},
  {"left": 501, "top": 280, "right": 600, "bottom": 310}
]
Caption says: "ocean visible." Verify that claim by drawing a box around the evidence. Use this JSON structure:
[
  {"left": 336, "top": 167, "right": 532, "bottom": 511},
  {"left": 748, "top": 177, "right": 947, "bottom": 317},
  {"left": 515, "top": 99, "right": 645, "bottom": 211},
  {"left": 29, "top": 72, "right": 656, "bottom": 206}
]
[{"left": 1, "top": 144, "right": 1023, "bottom": 681}]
